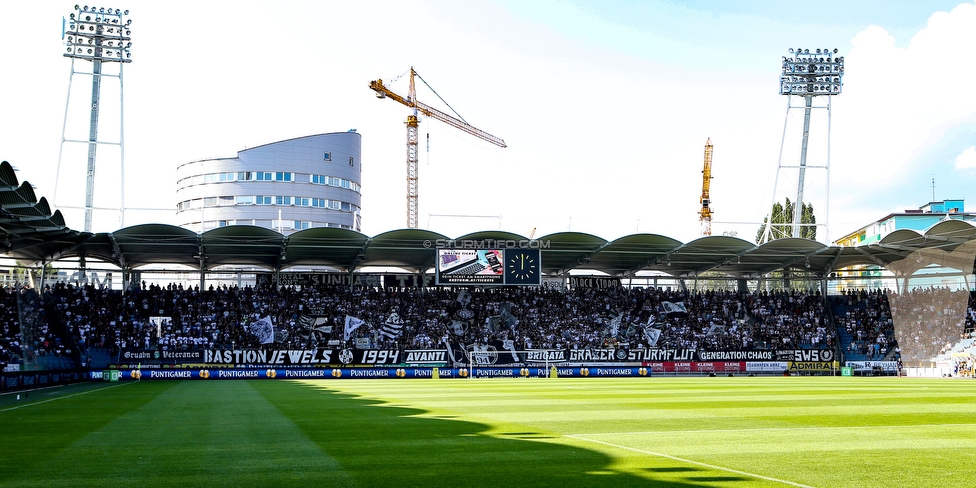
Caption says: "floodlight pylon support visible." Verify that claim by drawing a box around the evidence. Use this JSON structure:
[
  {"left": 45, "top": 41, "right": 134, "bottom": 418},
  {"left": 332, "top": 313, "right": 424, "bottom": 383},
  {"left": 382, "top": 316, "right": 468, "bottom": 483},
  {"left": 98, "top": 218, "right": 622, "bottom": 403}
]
[
  {"left": 792, "top": 95, "right": 813, "bottom": 237},
  {"left": 55, "top": 6, "right": 133, "bottom": 233},
  {"left": 762, "top": 48, "right": 843, "bottom": 244}
]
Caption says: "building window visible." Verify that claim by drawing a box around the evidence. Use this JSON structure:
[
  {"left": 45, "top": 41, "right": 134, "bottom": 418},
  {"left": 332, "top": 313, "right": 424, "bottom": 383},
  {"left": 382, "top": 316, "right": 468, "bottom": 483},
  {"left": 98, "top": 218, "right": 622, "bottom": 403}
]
[
  {"left": 294, "top": 220, "right": 310, "bottom": 230},
  {"left": 219, "top": 196, "right": 235, "bottom": 206},
  {"left": 256, "top": 195, "right": 272, "bottom": 205},
  {"left": 311, "top": 174, "right": 325, "bottom": 185},
  {"left": 275, "top": 172, "right": 292, "bottom": 182},
  {"left": 238, "top": 171, "right": 252, "bottom": 181},
  {"left": 276, "top": 196, "right": 291, "bottom": 205},
  {"left": 218, "top": 220, "right": 234, "bottom": 227},
  {"left": 256, "top": 172, "right": 273, "bottom": 181},
  {"left": 294, "top": 197, "right": 309, "bottom": 207},
  {"left": 311, "top": 198, "right": 326, "bottom": 208},
  {"left": 236, "top": 196, "right": 254, "bottom": 205},
  {"left": 203, "top": 197, "right": 217, "bottom": 207},
  {"left": 349, "top": 156, "right": 354, "bottom": 166},
  {"left": 324, "top": 152, "right": 331, "bottom": 161}
]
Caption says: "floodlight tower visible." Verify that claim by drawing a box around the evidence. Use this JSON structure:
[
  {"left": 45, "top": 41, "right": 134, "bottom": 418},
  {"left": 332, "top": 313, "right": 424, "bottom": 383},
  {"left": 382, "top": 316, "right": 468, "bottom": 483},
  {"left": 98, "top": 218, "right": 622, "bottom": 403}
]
[
  {"left": 56, "top": 5, "right": 133, "bottom": 232},
  {"left": 762, "top": 48, "right": 843, "bottom": 242}
]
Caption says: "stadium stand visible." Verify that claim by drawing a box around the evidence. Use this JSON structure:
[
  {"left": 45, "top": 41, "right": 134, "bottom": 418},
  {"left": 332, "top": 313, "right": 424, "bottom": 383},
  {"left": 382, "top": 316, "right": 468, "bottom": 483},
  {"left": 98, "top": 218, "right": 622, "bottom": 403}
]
[
  {"left": 1, "top": 283, "right": 834, "bottom": 367},
  {"left": 4, "top": 280, "right": 976, "bottom": 373}
]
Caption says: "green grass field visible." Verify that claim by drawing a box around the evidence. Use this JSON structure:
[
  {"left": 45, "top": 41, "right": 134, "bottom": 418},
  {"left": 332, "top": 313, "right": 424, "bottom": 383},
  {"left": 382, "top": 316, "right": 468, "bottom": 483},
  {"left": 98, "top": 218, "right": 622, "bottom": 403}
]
[{"left": 2, "top": 376, "right": 975, "bottom": 487}]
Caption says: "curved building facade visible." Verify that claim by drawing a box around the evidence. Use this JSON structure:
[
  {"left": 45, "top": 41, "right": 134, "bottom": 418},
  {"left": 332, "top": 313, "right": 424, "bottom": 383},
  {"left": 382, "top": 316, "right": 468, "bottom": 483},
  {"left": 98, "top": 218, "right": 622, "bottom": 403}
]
[{"left": 176, "top": 132, "right": 362, "bottom": 234}]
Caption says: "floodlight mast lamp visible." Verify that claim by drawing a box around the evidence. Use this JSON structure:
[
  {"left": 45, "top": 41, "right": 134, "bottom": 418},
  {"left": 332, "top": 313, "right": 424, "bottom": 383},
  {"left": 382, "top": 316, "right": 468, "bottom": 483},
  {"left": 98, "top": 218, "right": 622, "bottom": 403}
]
[
  {"left": 763, "top": 48, "right": 843, "bottom": 243},
  {"left": 58, "top": 5, "right": 133, "bottom": 233}
]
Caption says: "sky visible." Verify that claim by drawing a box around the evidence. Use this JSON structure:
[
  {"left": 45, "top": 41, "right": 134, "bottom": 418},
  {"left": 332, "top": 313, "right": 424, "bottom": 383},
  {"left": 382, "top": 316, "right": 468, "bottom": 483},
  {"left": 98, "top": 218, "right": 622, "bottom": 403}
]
[{"left": 1, "top": 0, "right": 975, "bottom": 244}]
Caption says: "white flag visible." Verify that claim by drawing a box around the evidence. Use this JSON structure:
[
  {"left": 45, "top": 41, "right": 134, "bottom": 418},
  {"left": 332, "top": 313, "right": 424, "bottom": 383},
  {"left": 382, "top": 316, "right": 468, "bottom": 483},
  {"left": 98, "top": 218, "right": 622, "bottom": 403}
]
[
  {"left": 644, "top": 327, "right": 661, "bottom": 347},
  {"left": 662, "top": 301, "right": 688, "bottom": 314},
  {"left": 249, "top": 316, "right": 275, "bottom": 344},
  {"left": 344, "top": 315, "right": 366, "bottom": 341},
  {"left": 608, "top": 314, "right": 622, "bottom": 338},
  {"left": 705, "top": 324, "right": 727, "bottom": 337}
]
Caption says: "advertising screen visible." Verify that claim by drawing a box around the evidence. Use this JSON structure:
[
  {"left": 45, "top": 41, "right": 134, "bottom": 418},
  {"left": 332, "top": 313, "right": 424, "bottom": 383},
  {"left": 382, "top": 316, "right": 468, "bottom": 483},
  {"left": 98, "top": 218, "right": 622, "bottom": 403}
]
[{"left": 436, "top": 248, "right": 540, "bottom": 286}]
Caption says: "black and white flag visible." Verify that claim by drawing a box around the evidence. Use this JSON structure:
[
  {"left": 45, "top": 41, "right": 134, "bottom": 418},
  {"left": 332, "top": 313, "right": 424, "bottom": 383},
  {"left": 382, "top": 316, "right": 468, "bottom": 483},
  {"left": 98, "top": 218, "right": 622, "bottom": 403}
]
[
  {"left": 344, "top": 315, "right": 367, "bottom": 341},
  {"left": 378, "top": 311, "right": 405, "bottom": 339},
  {"left": 456, "top": 289, "right": 472, "bottom": 308},
  {"left": 662, "top": 301, "right": 688, "bottom": 316},
  {"left": 249, "top": 315, "right": 275, "bottom": 344},
  {"left": 644, "top": 327, "right": 662, "bottom": 347}
]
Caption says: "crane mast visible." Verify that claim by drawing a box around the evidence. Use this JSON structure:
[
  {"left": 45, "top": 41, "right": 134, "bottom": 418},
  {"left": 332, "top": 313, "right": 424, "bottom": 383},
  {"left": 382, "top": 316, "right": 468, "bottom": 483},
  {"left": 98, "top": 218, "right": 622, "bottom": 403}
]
[
  {"left": 699, "top": 138, "right": 714, "bottom": 236},
  {"left": 370, "top": 68, "right": 506, "bottom": 229}
]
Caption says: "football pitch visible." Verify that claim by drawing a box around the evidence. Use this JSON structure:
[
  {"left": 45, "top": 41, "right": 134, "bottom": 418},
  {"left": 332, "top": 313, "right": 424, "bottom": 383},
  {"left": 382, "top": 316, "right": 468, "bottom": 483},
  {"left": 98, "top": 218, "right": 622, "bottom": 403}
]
[{"left": 2, "top": 376, "right": 975, "bottom": 487}]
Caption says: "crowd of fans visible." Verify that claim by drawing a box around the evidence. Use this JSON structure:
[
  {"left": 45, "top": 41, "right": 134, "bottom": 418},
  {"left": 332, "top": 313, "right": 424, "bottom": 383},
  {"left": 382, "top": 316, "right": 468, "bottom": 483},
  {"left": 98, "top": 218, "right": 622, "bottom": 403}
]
[
  {"left": 1, "top": 285, "right": 73, "bottom": 371},
  {"left": 887, "top": 287, "right": 974, "bottom": 363},
  {"left": 831, "top": 289, "right": 897, "bottom": 361},
  {"left": 4, "top": 281, "right": 838, "bottom": 363},
  {"left": 2, "top": 279, "right": 975, "bottom": 371}
]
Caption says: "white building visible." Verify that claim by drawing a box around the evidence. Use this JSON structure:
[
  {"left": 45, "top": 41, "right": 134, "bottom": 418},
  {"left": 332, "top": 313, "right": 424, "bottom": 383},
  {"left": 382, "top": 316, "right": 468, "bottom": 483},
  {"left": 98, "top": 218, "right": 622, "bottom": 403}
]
[{"left": 176, "top": 132, "right": 362, "bottom": 234}]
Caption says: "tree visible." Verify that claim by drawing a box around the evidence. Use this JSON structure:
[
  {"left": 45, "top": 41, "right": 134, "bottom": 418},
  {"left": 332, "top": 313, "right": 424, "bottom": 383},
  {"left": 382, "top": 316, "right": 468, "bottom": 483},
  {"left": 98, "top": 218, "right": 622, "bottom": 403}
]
[{"left": 756, "top": 198, "right": 816, "bottom": 243}]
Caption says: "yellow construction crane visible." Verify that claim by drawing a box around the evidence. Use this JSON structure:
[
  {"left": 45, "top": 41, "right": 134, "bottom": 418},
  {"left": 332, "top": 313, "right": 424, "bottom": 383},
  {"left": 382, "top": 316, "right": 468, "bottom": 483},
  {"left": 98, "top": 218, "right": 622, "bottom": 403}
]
[
  {"left": 699, "top": 138, "right": 714, "bottom": 236},
  {"left": 370, "top": 67, "right": 506, "bottom": 229}
]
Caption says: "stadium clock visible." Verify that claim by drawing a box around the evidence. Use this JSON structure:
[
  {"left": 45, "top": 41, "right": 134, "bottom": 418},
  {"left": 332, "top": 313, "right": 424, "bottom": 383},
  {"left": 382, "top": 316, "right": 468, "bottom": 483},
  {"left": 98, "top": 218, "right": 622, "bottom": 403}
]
[{"left": 504, "top": 249, "right": 540, "bottom": 285}]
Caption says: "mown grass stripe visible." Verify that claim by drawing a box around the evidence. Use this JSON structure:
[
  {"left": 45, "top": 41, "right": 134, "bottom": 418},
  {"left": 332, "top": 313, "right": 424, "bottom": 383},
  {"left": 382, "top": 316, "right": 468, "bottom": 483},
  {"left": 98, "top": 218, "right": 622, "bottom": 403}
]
[
  {"left": 0, "top": 382, "right": 131, "bottom": 413},
  {"left": 3, "top": 377, "right": 976, "bottom": 487},
  {"left": 566, "top": 434, "right": 818, "bottom": 488},
  {"left": 4, "top": 381, "right": 352, "bottom": 488}
]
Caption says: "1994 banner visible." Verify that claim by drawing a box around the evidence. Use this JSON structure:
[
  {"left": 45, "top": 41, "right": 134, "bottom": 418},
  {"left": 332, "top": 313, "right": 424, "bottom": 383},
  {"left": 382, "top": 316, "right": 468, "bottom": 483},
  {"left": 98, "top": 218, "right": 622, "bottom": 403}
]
[{"left": 203, "top": 349, "right": 401, "bottom": 366}]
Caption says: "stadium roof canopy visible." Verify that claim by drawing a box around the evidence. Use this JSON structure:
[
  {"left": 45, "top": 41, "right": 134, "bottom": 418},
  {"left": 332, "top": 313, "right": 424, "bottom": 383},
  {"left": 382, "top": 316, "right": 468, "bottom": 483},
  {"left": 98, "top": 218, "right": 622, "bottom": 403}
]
[
  {"left": 6, "top": 222, "right": 976, "bottom": 279},
  {"left": 4, "top": 160, "right": 976, "bottom": 278}
]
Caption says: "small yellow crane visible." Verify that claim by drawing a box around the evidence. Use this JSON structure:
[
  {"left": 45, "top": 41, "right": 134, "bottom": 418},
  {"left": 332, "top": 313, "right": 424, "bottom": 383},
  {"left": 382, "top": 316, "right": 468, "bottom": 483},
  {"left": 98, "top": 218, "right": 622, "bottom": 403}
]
[
  {"left": 699, "top": 138, "right": 714, "bottom": 236},
  {"left": 370, "top": 68, "right": 506, "bottom": 229}
]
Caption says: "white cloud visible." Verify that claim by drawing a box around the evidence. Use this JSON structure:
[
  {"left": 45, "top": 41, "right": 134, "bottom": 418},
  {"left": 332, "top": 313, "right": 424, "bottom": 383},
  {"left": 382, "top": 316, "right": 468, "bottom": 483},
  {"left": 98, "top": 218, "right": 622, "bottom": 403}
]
[
  {"left": 832, "top": 2, "right": 976, "bottom": 198},
  {"left": 954, "top": 146, "right": 976, "bottom": 169}
]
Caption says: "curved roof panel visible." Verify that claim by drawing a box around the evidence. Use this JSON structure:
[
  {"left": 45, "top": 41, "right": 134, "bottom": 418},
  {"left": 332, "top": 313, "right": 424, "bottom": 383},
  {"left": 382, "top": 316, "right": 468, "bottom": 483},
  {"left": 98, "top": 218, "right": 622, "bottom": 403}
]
[
  {"left": 201, "top": 225, "right": 284, "bottom": 270},
  {"left": 584, "top": 233, "right": 677, "bottom": 276},
  {"left": 284, "top": 228, "right": 369, "bottom": 270},
  {"left": 359, "top": 228, "right": 447, "bottom": 270},
  {"left": 536, "top": 232, "right": 609, "bottom": 274},
  {"left": 2, "top": 155, "right": 974, "bottom": 278}
]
